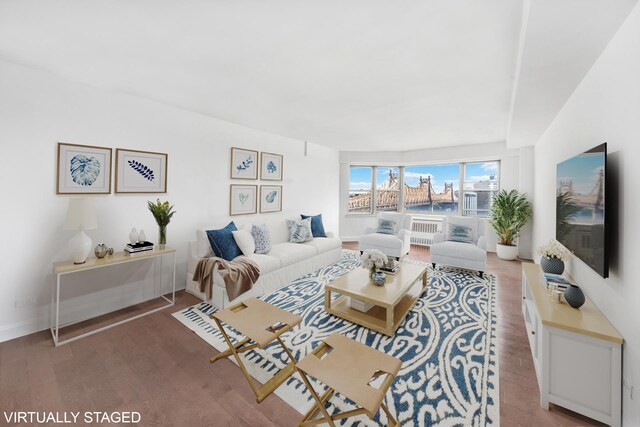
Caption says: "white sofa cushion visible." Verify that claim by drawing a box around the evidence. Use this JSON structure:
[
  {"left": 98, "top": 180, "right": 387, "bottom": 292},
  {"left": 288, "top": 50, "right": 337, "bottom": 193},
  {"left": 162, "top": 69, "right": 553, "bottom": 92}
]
[
  {"left": 359, "top": 233, "right": 404, "bottom": 250},
  {"left": 237, "top": 253, "right": 281, "bottom": 274},
  {"left": 431, "top": 241, "right": 486, "bottom": 262},
  {"left": 267, "top": 242, "right": 317, "bottom": 266},
  {"left": 302, "top": 237, "right": 342, "bottom": 253}
]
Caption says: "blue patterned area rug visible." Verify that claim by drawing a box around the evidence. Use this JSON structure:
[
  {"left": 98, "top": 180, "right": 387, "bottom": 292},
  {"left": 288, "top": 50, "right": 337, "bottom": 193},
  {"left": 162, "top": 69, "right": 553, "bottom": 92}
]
[{"left": 173, "top": 250, "right": 499, "bottom": 426}]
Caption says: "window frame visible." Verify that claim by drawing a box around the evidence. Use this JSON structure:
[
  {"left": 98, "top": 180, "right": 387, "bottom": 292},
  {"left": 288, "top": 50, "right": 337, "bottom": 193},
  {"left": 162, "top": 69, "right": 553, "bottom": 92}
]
[{"left": 347, "top": 161, "right": 501, "bottom": 217}]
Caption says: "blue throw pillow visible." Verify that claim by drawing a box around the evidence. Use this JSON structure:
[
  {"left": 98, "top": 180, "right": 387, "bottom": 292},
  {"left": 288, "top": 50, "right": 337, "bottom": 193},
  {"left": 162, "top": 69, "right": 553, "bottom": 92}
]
[
  {"left": 300, "top": 214, "right": 327, "bottom": 238},
  {"left": 377, "top": 218, "right": 397, "bottom": 235},
  {"left": 447, "top": 224, "right": 474, "bottom": 243},
  {"left": 251, "top": 223, "right": 272, "bottom": 254},
  {"left": 206, "top": 222, "right": 242, "bottom": 261}
]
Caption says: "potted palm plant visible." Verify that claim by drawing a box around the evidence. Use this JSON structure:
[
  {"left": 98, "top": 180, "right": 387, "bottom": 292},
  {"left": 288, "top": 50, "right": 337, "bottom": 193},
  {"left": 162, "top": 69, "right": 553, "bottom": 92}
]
[{"left": 489, "top": 189, "right": 533, "bottom": 260}]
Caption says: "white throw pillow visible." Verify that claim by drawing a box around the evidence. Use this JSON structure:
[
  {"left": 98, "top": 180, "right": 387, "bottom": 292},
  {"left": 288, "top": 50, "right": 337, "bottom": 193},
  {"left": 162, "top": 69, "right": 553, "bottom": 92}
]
[{"left": 232, "top": 228, "right": 256, "bottom": 256}]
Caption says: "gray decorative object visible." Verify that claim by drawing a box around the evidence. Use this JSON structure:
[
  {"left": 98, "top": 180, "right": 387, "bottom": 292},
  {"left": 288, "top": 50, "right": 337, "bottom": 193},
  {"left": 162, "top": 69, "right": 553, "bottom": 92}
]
[
  {"left": 371, "top": 272, "right": 386, "bottom": 286},
  {"left": 94, "top": 243, "right": 108, "bottom": 259},
  {"left": 541, "top": 256, "right": 564, "bottom": 275},
  {"left": 564, "top": 285, "right": 585, "bottom": 308}
]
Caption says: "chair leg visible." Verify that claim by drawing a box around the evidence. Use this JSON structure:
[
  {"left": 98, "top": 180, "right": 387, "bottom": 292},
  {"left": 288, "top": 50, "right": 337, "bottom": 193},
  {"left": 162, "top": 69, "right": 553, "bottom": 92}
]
[
  {"left": 431, "top": 263, "right": 436, "bottom": 269},
  {"left": 479, "top": 271, "right": 484, "bottom": 278}
]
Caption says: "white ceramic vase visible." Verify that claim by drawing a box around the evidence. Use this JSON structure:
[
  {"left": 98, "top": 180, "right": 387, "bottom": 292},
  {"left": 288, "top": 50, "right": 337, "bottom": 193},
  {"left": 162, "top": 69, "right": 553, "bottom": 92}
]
[{"left": 129, "top": 227, "right": 139, "bottom": 244}]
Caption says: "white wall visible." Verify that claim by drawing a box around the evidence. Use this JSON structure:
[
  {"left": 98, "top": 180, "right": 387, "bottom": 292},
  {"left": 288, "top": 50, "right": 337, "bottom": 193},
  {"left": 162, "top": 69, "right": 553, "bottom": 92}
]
[
  {"left": 0, "top": 60, "right": 339, "bottom": 342},
  {"left": 532, "top": 4, "right": 640, "bottom": 424},
  {"left": 339, "top": 142, "right": 534, "bottom": 257}
]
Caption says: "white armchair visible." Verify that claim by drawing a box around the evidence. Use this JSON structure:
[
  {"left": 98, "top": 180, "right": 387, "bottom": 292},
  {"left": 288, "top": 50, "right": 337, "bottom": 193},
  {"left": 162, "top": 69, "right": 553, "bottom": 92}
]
[
  {"left": 431, "top": 216, "right": 487, "bottom": 276},
  {"left": 358, "top": 212, "right": 413, "bottom": 259}
]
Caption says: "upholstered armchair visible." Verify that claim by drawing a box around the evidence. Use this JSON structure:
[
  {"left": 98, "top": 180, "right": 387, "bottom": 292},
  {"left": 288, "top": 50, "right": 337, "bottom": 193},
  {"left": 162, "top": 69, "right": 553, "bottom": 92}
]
[
  {"left": 431, "top": 216, "right": 487, "bottom": 276},
  {"left": 358, "top": 212, "right": 413, "bottom": 259}
]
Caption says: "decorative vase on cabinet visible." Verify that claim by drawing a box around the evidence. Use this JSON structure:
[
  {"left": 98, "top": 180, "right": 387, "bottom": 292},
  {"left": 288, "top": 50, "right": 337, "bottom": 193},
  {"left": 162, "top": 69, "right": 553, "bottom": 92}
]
[
  {"left": 541, "top": 256, "right": 564, "bottom": 274},
  {"left": 564, "top": 285, "right": 585, "bottom": 308}
]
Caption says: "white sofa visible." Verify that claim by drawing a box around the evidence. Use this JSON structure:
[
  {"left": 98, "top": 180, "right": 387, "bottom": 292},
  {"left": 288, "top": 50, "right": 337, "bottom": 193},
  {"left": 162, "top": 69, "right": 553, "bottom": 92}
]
[
  {"left": 431, "top": 216, "right": 487, "bottom": 276},
  {"left": 185, "top": 218, "right": 342, "bottom": 309},
  {"left": 358, "top": 212, "right": 413, "bottom": 259}
]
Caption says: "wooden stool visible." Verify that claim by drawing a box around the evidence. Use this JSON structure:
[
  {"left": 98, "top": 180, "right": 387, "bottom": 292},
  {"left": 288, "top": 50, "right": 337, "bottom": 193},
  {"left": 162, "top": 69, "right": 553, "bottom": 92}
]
[
  {"left": 296, "top": 333, "right": 402, "bottom": 426},
  {"left": 210, "top": 297, "right": 302, "bottom": 403}
]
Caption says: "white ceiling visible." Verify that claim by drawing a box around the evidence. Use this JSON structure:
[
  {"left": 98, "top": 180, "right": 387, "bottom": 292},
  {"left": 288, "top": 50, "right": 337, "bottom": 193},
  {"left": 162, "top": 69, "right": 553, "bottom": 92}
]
[{"left": 0, "top": 0, "right": 636, "bottom": 151}]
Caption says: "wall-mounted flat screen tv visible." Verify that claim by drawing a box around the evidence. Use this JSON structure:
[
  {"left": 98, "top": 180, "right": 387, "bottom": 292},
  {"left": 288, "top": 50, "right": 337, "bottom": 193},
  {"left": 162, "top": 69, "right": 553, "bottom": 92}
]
[{"left": 556, "top": 143, "right": 608, "bottom": 278}]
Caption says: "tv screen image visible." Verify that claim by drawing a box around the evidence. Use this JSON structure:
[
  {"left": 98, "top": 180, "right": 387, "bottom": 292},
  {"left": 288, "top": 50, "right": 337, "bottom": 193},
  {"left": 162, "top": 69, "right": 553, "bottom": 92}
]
[{"left": 556, "top": 143, "right": 608, "bottom": 278}]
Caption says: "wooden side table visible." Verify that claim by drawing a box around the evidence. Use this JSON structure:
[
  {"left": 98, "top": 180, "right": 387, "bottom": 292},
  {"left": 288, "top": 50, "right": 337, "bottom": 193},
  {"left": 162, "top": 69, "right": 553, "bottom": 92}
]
[
  {"left": 296, "top": 333, "right": 402, "bottom": 426},
  {"left": 210, "top": 297, "right": 302, "bottom": 403},
  {"left": 51, "top": 247, "right": 176, "bottom": 346}
]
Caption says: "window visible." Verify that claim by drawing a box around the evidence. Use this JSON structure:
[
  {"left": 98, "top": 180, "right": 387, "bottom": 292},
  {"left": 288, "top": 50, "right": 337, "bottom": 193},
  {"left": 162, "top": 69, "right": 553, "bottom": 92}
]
[
  {"left": 348, "top": 166, "right": 373, "bottom": 213},
  {"left": 462, "top": 162, "right": 500, "bottom": 217},
  {"left": 403, "top": 164, "right": 460, "bottom": 214},
  {"left": 346, "top": 161, "right": 500, "bottom": 216},
  {"left": 375, "top": 167, "right": 400, "bottom": 212}
]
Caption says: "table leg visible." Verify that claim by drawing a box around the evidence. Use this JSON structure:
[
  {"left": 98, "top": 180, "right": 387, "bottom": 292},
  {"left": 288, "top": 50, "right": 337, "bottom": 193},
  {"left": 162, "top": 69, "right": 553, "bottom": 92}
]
[
  {"left": 325, "top": 287, "right": 331, "bottom": 310},
  {"left": 55, "top": 273, "right": 61, "bottom": 345},
  {"left": 171, "top": 251, "right": 176, "bottom": 304},
  {"left": 386, "top": 306, "right": 393, "bottom": 335}
]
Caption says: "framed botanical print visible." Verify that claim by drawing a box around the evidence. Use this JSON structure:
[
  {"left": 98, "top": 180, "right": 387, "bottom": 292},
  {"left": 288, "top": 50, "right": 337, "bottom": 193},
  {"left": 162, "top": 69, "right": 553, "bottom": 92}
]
[
  {"left": 115, "top": 148, "right": 168, "bottom": 193},
  {"left": 260, "top": 152, "right": 283, "bottom": 181},
  {"left": 230, "top": 147, "right": 258, "bottom": 180},
  {"left": 230, "top": 184, "right": 257, "bottom": 215},
  {"left": 260, "top": 185, "right": 282, "bottom": 213},
  {"left": 57, "top": 142, "right": 112, "bottom": 194}
]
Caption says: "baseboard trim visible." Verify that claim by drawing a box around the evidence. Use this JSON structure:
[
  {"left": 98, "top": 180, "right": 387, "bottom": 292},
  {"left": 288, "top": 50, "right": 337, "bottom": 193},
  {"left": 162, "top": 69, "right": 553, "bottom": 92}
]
[
  {"left": 340, "top": 236, "right": 359, "bottom": 242},
  {"left": 0, "top": 316, "right": 50, "bottom": 343},
  {"left": 0, "top": 285, "right": 187, "bottom": 344}
]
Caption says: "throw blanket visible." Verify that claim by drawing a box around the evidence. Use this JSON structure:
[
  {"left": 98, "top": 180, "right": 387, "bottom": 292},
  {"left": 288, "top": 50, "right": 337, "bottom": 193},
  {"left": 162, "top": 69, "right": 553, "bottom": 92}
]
[{"left": 193, "top": 257, "right": 260, "bottom": 301}]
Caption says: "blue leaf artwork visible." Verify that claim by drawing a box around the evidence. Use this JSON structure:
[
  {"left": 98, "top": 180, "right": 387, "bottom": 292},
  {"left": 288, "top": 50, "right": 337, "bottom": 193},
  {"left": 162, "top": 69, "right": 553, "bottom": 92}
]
[
  {"left": 70, "top": 155, "right": 101, "bottom": 186},
  {"left": 128, "top": 160, "right": 155, "bottom": 181},
  {"left": 266, "top": 160, "right": 277, "bottom": 174},
  {"left": 238, "top": 193, "right": 249, "bottom": 206},
  {"left": 265, "top": 190, "right": 278, "bottom": 203},
  {"left": 236, "top": 155, "right": 254, "bottom": 172}
]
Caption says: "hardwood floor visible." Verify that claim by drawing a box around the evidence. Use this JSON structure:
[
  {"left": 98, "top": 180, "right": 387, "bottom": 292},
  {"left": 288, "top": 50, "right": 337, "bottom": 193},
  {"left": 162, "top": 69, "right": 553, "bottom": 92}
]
[{"left": 0, "top": 244, "right": 603, "bottom": 426}]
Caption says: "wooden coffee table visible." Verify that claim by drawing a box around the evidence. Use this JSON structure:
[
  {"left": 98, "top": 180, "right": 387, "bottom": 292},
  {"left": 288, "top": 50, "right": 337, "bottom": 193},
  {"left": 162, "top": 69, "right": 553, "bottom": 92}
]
[{"left": 324, "top": 262, "right": 428, "bottom": 336}]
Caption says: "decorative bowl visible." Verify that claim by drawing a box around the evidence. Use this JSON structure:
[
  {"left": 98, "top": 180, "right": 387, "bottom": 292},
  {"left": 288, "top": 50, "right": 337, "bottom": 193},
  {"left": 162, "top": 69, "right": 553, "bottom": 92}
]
[{"left": 371, "top": 272, "right": 386, "bottom": 286}]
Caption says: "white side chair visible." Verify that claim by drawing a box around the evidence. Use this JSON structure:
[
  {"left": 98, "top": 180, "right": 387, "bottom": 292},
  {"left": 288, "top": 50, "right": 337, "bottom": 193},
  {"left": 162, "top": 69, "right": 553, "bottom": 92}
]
[
  {"left": 358, "top": 212, "right": 413, "bottom": 259},
  {"left": 431, "top": 216, "right": 487, "bottom": 276}
]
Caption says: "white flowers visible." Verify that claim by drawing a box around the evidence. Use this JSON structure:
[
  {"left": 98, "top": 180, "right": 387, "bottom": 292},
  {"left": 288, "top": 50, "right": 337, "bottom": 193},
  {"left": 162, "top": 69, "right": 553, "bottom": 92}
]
[
  {"left": 361, "top": 249, "right": 388, "bottom": 271},
  {"left": 537, "top": 240, "right": 570, "bottom": 261}
]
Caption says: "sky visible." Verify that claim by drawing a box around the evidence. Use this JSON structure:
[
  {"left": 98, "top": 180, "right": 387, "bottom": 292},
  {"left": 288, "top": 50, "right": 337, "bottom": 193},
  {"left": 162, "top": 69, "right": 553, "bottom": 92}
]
[
  {"left": 349, "top": 162, "right": 499, "bottom": 192},
  {"left": 557, "top": 152, "right": 605, "bottom": 195}
]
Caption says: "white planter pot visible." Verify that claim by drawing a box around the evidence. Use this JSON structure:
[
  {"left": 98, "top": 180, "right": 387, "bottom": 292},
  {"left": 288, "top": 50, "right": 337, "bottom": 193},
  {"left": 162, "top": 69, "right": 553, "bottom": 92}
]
[{"left": 496, "top": 243, "right": 518, "bottom": 260}]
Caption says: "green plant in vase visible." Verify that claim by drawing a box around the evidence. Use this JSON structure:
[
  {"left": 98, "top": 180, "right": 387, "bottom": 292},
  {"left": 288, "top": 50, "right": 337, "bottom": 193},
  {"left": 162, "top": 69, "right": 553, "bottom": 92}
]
[
  {"left": 489, "top": 189, "right": 532, "bottom": 260},
  {"left": 148, "top": 199, "right": 176, "bottom": 249}
]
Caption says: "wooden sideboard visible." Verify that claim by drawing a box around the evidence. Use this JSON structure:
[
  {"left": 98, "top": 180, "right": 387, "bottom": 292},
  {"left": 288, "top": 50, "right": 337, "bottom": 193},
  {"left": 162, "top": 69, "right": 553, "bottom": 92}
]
[{"left": 521, "top": 262, "right": 623, "bottom": 426}]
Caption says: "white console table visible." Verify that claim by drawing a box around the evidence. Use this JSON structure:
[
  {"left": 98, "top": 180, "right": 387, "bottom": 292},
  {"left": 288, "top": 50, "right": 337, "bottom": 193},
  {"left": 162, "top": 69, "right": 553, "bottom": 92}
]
[
  {"left": 521, "top": 263, "right": 623, "bottom": 426},
  {"left": 51, "top": 247, "right": 176, "bottom": 346}
]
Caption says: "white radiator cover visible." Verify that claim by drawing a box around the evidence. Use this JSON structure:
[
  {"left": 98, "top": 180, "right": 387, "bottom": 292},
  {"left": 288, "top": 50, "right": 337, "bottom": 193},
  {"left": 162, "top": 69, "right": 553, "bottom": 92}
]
[{"left": 410, "top": 217, "right": 443, "bottom": 246}]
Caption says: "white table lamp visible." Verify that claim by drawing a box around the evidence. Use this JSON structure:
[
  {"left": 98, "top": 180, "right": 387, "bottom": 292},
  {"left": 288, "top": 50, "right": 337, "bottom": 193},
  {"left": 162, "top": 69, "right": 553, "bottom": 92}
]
[{"left": 64, "top": 198, "right": 98, "bottom": 264}]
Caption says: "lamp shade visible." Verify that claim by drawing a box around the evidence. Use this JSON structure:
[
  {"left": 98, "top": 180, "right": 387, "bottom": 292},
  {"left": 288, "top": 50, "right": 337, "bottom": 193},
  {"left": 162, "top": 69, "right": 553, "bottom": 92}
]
[{"left": 64, "top": 198, "right": 97, "bottom": 231}]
